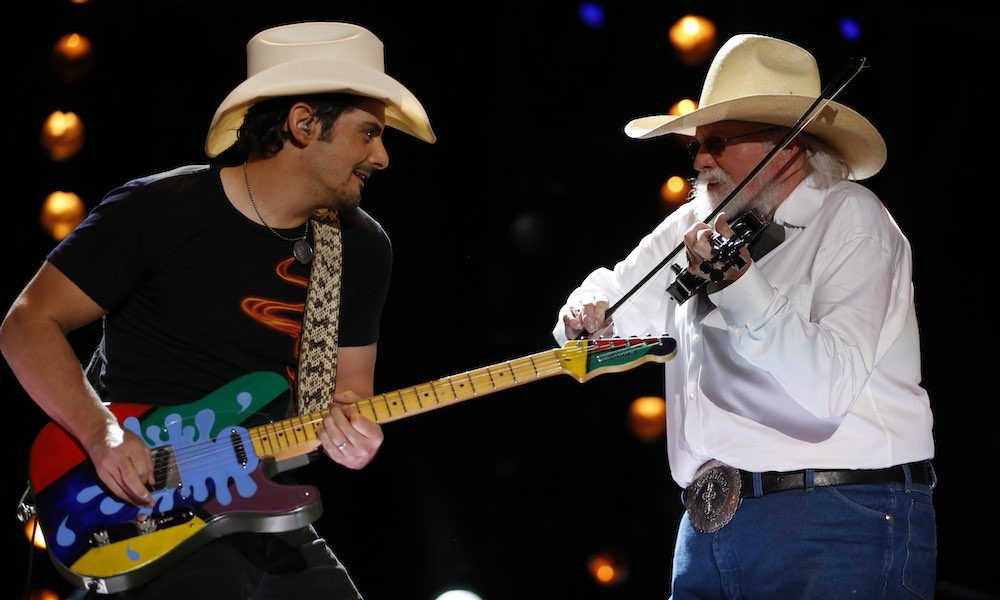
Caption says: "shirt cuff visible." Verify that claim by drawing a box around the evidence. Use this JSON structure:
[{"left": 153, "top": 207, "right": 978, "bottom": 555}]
[{"left": 709, "top": 263, "right": 776, "bottom": 328}]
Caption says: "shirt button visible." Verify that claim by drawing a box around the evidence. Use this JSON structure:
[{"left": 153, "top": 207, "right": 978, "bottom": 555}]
[
  {"left": 691, "top": 334, "right": 701, "bottom": 343},
  {"left": 688, "top": 391, "right": 696, "bottom": 400}
]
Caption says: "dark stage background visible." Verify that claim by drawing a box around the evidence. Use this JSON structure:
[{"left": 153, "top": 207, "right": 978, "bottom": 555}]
[{"left": 6, "top": 2, "right": 995, "bottom": 599}]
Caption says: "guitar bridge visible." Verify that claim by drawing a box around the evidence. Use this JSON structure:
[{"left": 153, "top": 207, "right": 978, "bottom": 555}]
[{"left": 90, "top": 508, "right": 195, "bottom": 546}]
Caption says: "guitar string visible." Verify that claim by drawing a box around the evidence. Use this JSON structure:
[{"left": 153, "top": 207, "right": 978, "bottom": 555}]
[
  {"left": 145, "top": 340, "right": 667, "bottom": 477},
  {"left": 141, "top": 340, "right": 667, "bottom": 479}
]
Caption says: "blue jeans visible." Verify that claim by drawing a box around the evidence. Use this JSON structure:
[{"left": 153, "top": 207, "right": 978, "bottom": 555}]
[{"left": 671, "top": 474, "right": 937, "bottom": 599}]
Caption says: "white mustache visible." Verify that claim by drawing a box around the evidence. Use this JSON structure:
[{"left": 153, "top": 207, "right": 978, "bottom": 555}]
[{"left": 690, "top": 168, "right": 733, "bottom": 210}]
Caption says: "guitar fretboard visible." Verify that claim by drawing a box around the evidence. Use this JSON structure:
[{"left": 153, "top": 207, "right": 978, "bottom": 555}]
[{"left": 247, "top": 347, "right": 571, "bottom": 460}]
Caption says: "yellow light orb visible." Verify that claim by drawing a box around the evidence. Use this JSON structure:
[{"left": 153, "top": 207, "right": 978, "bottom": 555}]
[
  {"left": 51, "top": 33, "right": 95, "bottom": 82},
  {"left": 41, "top": 191, "right": 87, "bottom": 241},
  {"left": 24, "top": 515, "right": 47, "bottom": 550},
  {"left": 668, "top": 16, "right": 717, "bottom": 65},
  {"left": 56, "top": 33, "right": 91, "bottom": 60},
  {"left": 587, "top": 553, "right": 626, "bottom": 586},
  {"left": 596, "top": 564, "right": 615, "bottom": 583},
  {"left": 669, "top": 98, "right": 698, "bottom": 116},
  {"left": 628, "top": 395, "right": 667, "bottom": 441},
  {"left": 660, "top": 176, "right": 691, "bottom": 205},
  {"left": 29, "top": 590, "right": 60, "bottom": 600},
  {"left": 41, "top": 111, "right": 86, "bottom": 162}
]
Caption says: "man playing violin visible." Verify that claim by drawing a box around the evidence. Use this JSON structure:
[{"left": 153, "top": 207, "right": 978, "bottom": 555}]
[{"left": 554, "top": 34, "right": 936, "bottom": 598}]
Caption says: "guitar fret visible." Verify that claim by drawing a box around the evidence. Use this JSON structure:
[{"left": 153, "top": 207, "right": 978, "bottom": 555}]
[
  {"left": 358, "top": 398, "right": 378, "bottom": 423},
  {"left": 300, "top": 416, "right": 311, "bottom": 442},
  {"left": 452, "top": 373, "right": 476, "bottom": 399},
  {"left": 469, "top": 369, "right": 493, "bottom": 395},
  {"left": 274, "top": 422, "right": 287, "bottom": 449},
  {"left": 370, "top": 395, "right": 391, "bottom": 423},
  {"left": 527, "top": 354, "right": 539, "bottom": 375},
  {"left": 443, "top": 377, "right": 459, "bottom": 401},
  {"left": 414, "top": 382, "right": 439, "bottom": 408},
  {"left": 271, "top": 422, "right": 286, "bottom": 450},
  {"left": 398, "top": 389, "right": 417, "bottom": 414},
  {"left": 260, "top": 427, "right": 275, "bottom": 455},
  {"left": 488, "top": 363, "right": 516, "bottom": 387}
]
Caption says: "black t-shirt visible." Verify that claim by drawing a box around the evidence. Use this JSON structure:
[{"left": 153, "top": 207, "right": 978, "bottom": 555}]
[{"left": 47, "top": 164, "right": 391, "bottom": 410}]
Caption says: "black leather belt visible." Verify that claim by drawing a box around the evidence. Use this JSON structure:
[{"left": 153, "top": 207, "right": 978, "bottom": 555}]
[{"left": 739, "top": 461, "right": 933, "bottom": 498}]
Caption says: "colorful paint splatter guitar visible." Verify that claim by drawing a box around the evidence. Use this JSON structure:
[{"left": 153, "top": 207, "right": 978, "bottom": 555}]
[{"left": 29, "top": 336, "right": 675, "bottom": 593}]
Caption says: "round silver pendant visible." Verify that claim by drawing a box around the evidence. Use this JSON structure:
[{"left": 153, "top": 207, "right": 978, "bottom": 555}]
[
  {"left": 686, "top": 464, "right": 742, "bottom": 533},
  {"left": 293, "top": 240, "right": 314, "bottom": 265}
]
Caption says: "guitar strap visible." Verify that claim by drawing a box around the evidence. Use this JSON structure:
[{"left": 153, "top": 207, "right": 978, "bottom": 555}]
[{"left": 295, "top": 208, "right": 343, "bottom": 415}]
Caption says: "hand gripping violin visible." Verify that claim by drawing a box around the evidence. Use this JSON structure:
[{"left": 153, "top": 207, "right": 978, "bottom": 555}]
[{"left": 665, "top": 210, "right": 768, "bottom": 303}]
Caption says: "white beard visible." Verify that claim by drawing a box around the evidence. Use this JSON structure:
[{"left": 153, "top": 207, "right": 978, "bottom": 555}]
[{"left": 689, "top": 167, "right": 785, "bottom": 220}]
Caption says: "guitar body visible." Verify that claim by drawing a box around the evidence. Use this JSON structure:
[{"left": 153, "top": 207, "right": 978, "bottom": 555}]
[{"left": 29, "top": 372, "right": 322, "bottom": 594}]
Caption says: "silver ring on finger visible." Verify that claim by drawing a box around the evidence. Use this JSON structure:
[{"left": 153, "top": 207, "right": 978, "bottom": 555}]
[{"left": 336, "top": 441, "right": 348, "bottom": 451}]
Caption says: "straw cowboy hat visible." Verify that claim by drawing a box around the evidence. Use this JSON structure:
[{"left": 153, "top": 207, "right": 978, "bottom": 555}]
[
  {"left": 206, "top": 21, "right": 436, "bottom": 157},
  {"left": 624, "top": 34, "right": 886, "bottom": 180}
]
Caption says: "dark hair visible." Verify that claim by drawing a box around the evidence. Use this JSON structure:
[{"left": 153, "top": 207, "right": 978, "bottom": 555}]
[{"left": 234, "top": 93, "right": 365, "bottom": 159}]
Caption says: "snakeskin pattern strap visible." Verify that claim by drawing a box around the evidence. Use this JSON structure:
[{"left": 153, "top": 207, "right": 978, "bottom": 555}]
[{"left": 296, "top": 208, "right": 343, "bottom": 415}]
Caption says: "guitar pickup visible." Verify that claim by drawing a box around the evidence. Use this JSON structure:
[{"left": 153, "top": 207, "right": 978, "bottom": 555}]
[
  {"left": 152, "top": 446, "right": 182, "bottom": 489},
  {"left": 90, "top": 508, "right": 195, "bottom": 546}
]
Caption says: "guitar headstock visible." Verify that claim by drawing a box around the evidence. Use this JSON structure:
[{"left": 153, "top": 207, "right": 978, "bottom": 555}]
[{"left": 555, "top": 335, "right": 677, "bottom": 382}]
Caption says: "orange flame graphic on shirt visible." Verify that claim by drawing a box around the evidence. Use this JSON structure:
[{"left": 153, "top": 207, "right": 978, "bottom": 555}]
[{"left": 241, "top": 258, "right": 307, "bottom": 382}]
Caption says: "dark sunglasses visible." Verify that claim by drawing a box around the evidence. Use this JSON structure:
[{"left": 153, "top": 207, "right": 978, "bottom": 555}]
[{"left": 687, "top": 126, "right": 782, "bottom": 160}]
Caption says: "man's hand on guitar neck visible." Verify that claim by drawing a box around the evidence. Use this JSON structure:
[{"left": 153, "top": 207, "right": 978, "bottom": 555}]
[
  {"left": 318, "top": 390, "right": 384, "bottom": 470},
  {"left": 86, "top": 422, "right": 156, "bottom": 507}
]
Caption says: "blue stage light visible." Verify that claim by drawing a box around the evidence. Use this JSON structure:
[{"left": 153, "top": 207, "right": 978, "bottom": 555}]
[
  {"left": 579, "top": 3, "right": 605, "bottom": 28},
  {"left": 839, "top": 17, "right": 862, "bottom": 42}
]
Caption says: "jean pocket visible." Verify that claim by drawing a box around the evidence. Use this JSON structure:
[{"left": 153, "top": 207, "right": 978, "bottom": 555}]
[
  {"left": 902, "top": 496, "right": 937, "bottom": 599},
  {"left": 822, "top": 485, "right": 894, "bottom": 520}
]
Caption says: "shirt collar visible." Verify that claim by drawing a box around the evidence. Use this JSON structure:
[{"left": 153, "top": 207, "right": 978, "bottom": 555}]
[{"left": 771, "top": 173, "right": 825, "bottom": 229}]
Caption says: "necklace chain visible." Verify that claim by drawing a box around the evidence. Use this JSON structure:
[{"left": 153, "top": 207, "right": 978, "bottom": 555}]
[{"left": 242, "top": 162, "right": 309, "bottom": 242}]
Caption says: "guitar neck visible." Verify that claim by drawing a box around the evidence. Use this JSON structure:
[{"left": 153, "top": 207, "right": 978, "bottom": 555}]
[{"left": 247, "top": 347, "right": 570, "bottom": 461}]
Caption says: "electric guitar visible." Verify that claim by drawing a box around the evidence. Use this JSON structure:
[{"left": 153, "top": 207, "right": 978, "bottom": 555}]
[{"left": 29, "top": 336, "right": 675, "bottom": 593}]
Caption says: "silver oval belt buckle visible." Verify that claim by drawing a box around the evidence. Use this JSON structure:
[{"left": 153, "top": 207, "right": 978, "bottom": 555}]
[{"left": 685, "top": 464, "right": 742, "bottom": 533}]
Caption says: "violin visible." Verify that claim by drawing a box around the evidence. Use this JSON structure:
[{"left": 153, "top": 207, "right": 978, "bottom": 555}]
[{"left": 665, "top": 210, "right": 768, "bottom": 304}]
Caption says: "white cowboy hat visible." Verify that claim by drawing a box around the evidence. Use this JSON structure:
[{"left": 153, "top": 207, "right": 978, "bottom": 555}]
[
  {"left": 624, "top": 34, "right": 886, "bottom": 180},
  {"left": 205, "top": 21, "right": 436, "bottom": 157}
]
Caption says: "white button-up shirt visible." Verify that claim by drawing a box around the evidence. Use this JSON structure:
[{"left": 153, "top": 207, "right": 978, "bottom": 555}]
[{"left": 553, "top": 175, "right": 934, "bottom": 487}]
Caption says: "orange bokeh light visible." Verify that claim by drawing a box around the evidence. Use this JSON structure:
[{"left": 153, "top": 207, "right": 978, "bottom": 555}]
[
  {"left": 52, "top": 33, "right": 95, "bottom": 81},
  {"left": 587, "top": 553, "right": 626, "bottom": 586},
  {"left": 24, "top": 515, "right": 47, "bottom": 550},
  {"left": 41, "top": 191, "right": 86, "bottom": 241},
  {"left": 41, "top": 111, "right": 86, "bottom": 162},
  {"left": 669, "top": 98, "right": 698, "bottom": 116},
  {"left": 668, "top": 16, "right": 717, "bottom": 65},
  {"left": 660, "top": 176, "right": 691, "bottom": 205},
  {"left": 56, "top": 33, "right": 92, "bottom": 60},
  {"left": 628, "top": 395, "right": 667, "bottom": 441}
]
